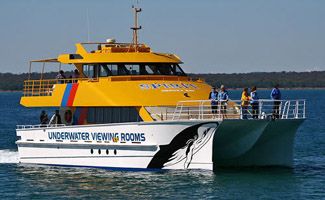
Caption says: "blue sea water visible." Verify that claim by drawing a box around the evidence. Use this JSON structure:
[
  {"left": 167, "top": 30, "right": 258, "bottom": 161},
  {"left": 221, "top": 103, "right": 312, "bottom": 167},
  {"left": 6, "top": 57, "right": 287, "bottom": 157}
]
[{"left": 0, "top": 90, "right": 324, "bottom": 199}]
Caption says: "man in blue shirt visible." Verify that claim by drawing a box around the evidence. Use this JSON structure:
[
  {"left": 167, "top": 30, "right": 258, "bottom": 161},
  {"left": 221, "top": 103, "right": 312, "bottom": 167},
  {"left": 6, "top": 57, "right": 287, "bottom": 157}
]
[
  {"left": 270, "top": 84, "right": 281, "bottom": 119},
  {"left": 218, "top": 85, "right": 229, "bottom": 118},
  {"left": 209, "top": 87, "right": 218, "bottom": 116}
]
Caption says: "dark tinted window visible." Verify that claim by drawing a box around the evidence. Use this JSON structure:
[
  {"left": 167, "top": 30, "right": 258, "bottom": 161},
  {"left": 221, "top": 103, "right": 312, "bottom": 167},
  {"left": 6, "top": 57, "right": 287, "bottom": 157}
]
[
  {"left": 82, "top": 63, "right": 186, "bottom": 77},
  {"left": 87, "top": 107, "right": 142, "bottom": 124}
]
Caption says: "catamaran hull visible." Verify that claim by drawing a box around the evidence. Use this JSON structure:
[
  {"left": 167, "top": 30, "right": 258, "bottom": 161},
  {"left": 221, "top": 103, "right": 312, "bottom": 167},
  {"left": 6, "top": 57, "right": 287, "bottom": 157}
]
[
  {"left": 16, "top": 119, "right": 303, "bottom": 170},
  {"left": 213, "top": 119, "right": 304, "bottom": 168}
]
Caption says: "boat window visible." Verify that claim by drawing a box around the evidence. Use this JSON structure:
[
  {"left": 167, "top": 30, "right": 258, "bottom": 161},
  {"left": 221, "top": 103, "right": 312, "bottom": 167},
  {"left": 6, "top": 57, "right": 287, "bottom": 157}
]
[
  {"left": 109, "top": 64, "right": 118, "bottom": 76},
  {"left": 83, "top": 64, "right": 100, "bottom": 78},
  {"left": 157, "top": 64, "right": 173, "bottom": 75},
  {"left": 173, "top": 64, "right": 186, "bottom": 76},
  {"left": 145, "top": 64, "right": 161, "bottom": 75},
  {"left": 83, "top": 64, "right": 95, "bottom": 78},
  {"left": 87, "top": 107, "right": 142, "bottom": 124},
  {"left": 83, "top": 63, "right": 186, "bottom": 77},
  {"left": 117, "top": 64, "right": 130, "bottom": 75},
  {"left": 125, "top": 64, "right": 140, "bottom": 75},
  {"left": 99, "top": 64, "right": 112, "bottom": 77}
]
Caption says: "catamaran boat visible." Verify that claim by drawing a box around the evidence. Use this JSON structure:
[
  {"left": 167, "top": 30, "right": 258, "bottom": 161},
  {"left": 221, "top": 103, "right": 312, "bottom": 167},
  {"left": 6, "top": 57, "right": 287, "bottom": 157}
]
[{"left": 16, "top": 7, "right": 306, "bottom": 170}]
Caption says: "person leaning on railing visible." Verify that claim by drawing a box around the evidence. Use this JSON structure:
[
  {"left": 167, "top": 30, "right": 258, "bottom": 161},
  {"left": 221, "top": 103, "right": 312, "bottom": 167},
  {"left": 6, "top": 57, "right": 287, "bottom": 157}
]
[
  {"left": 270, "top": 84, "right": 281, "bottom": 119},
  {"left": 40, "top": 110, "right": 49, "bottom": 126},
  {"left": 241, "top": 88, "right": 250, "bottom": 119},
  {"left": 250, "top": 86, "right": 259, "bottom": 119},
  {"left": 56, "top": 70, "right": 66, "bottom": 84},
  {"left": 72, "top": 69, "right": 80, "bottom": 83},
  {"left": 217, "top": 85, "right": 229, "bottom": 117},
  {"left": 209, "top": 86, "right": 218, "bottom": 117}
]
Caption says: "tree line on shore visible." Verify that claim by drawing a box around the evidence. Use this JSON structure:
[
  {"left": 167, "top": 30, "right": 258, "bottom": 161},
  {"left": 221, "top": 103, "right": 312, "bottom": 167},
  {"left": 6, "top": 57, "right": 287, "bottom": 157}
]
[{"left": 0, "top": 71, "right": 324, "bottom": 91}]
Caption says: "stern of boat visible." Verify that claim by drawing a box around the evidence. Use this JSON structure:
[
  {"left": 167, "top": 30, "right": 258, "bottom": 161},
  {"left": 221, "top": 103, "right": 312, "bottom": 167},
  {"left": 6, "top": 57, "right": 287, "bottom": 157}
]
[{"left": 212, "top": 119, "right": 304, "bottom": 168}]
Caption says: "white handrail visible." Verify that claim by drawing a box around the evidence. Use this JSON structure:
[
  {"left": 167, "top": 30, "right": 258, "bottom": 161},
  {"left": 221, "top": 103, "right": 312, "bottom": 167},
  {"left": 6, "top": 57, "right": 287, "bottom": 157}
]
[
  {"left": 17, "top": 124, "right": 66, "bottom": 130},
  {"left": 171, "top": 99, "right": 306, "bottom": 121}
]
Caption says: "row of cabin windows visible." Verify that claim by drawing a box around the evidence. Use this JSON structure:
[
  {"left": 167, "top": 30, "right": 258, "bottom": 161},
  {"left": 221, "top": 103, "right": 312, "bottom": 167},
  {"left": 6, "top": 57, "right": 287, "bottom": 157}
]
[
  {"left": 82, "top": 63, "right": 186, "bottom": 78},
  {"left": 87, "top": 107, "right": 142, "bottom": 124}
]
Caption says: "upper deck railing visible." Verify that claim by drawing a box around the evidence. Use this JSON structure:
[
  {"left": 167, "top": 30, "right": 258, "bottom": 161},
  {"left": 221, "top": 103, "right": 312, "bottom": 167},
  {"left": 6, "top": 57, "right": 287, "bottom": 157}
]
[
  {"left": 169, "top": 99, "right": 306, "bottom": 120},
  {"left": 22, "top": 76, "right": 191, "bottom": 97},
  {"left": 22, "top": 78, "right": 89, "bottom": 97}
]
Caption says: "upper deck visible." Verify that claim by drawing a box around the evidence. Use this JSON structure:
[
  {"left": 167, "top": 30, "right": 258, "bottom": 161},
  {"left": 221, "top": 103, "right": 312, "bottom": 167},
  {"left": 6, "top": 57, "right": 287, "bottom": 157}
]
[{"left": 21, "top": 41, "right": 210, "bottom": 108}]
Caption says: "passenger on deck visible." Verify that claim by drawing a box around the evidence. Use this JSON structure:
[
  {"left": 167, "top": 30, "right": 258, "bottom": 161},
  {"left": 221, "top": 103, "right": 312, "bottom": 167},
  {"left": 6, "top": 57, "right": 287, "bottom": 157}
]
[
  {"left": 49, "top": 110, "right": 62, "bottom": 125},
  {"left": 56, "top": 70, "right": 66, "bottom": 83},
  {"left": 271, "top": 84, "right": 281, "bottom": 119},
  {"left": 208, "top": 87, "right": 218, "bottom": 117},
  {"left": 72, "top": 69, "right": 80, "bottom": 83},
  {"left": 217, "top": 85, "right": 229, "bottom": 118},
  {"left": 241, "top": 88, "right": 250, "bottom": 119},
  {"left": 250, "top": 86, "right": 259, "bottom": 119},
  {"left": 40, "top": 110, "right": 49, "bottom": 125},
  {"left": 72, "top": 69, "right": 80, "bottom": 79}
]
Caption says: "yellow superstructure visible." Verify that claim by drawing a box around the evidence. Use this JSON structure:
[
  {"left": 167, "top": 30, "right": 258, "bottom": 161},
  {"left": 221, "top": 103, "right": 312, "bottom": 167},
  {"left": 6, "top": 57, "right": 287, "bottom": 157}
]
[
  {"left": 21, "top": 42, "right": 211, "bottom": 107},
  {"left": 20, "top": 7, "right": 212, "bottom": 123}
]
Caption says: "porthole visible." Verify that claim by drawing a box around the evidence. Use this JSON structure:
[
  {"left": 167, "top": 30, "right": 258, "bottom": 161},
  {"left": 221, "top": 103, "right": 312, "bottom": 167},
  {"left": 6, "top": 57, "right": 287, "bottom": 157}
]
[
  {"left": 114, "top": 149, "right": 117, "bottom": 155},
  {"left": 90, "top": 149, "right": 93, "bottom": 154},
  {"left": 98, "top": 149, "right": 101, "bottom": 154},
  {"left": 106, "top": 149, "right": 109, "bottom": 155}
]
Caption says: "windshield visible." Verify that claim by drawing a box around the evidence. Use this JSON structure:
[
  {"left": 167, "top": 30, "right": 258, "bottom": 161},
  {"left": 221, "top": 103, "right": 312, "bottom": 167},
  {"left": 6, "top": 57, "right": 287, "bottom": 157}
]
[{"left": 82, "top": 63, "right": 186, "bottom": 77}]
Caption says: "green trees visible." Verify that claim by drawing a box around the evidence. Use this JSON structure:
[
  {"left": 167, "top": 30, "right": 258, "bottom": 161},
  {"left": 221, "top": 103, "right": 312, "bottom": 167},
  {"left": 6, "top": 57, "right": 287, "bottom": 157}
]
[
  {"left": 189, "top": 71, "right": 325, "bottom": 89},
  {"left": 0, "top": 71, "right": 324, "bottom": 91}
]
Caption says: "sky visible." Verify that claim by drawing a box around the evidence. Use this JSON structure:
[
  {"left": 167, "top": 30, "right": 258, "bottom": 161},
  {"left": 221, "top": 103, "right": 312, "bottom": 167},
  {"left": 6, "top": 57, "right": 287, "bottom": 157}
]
[{"left": 0, "top": 0, "right": 324, "bottom": 74}]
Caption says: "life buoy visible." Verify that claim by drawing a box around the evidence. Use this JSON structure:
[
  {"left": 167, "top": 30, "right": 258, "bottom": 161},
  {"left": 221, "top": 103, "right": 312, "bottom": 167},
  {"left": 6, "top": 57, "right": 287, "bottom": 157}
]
[{"left": 58, "top": 108, "right": 74, "bottom": 125}]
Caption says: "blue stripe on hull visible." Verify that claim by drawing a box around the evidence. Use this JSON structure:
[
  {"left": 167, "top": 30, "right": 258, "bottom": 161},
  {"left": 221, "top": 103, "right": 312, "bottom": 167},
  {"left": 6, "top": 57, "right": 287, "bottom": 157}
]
[{"left": 61, "top": 83, "right": 72, "bottom": 106}]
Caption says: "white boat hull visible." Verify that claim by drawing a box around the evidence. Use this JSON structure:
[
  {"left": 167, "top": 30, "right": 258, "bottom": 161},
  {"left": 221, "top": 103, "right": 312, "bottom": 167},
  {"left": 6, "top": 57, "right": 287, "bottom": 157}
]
[{"left": 16, "top": 119, "right": 304, "bottom": 170}]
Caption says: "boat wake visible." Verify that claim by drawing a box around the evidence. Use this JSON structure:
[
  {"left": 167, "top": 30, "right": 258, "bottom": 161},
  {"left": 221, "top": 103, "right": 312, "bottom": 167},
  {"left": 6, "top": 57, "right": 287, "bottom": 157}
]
[{"left": 0, "top": 150, "right": 19, "bottom": 164}]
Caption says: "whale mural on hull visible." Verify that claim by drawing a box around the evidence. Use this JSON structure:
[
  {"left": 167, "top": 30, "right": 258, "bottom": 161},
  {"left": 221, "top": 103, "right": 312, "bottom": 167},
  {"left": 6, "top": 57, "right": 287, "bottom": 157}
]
[{"left": 147, "top": 122, "right": 219, "bottom": 169}]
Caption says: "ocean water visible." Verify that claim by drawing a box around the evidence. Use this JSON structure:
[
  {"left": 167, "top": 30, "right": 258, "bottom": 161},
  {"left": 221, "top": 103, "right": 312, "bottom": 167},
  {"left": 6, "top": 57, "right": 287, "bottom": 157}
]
[{"left": 0, "top": 90, "right": 324, "bottom": 199}]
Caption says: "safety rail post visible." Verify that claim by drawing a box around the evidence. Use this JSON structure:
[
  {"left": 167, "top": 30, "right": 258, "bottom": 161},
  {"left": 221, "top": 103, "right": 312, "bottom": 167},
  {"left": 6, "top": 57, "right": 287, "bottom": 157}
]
[
  {"left": 258, "top": 100, "right": 262, "bottom": 119},
  {"left": 279, "top": 101, "right": 283, "bottom": 118},
  {"left": 39, "top": 80, "right": 43, "bottom": 96},
  {"left": 172, "top": 102, "right": 180, "bottom": 120},
  {"left": 281, "top": 101, "right": 286, "bottom": 119},
  {"left": 178, "top": 104, "right": 183, "bottom": 120},
  {"left": 217, "top": 101, "right": 221, "bottom": 120},
  {"left": 187, "top": 107, "right": 190, "bottom": 120},
  {"left": 23, "top": 81, "right": 26, "bottom": 96},
  {"left": 303, "top": 100, "right": 306, "bottom": 118},
  {"left": 295, "top": 100, "right": 299, "bottom": 119},
  {"left": 31, "top": 80, "right": 34, "bottom": 96},
  {"left": 286, "top": 101, "right": 290, "bottom": 119},
  {"left": 199, "top": 101, "right": 204, "bottom": 120}
]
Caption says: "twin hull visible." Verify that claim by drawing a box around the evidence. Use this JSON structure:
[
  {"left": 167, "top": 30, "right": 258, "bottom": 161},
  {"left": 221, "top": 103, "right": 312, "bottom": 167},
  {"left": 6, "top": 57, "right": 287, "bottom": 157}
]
[{"left": 16, "top": 119, "right": 303, "bottom": 170}]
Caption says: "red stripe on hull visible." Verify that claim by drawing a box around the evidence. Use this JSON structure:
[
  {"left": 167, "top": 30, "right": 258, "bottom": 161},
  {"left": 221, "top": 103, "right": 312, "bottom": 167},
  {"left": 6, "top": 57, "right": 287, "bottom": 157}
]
[{"left": 67, "top": 83, "right": 79, "bottom": 106}]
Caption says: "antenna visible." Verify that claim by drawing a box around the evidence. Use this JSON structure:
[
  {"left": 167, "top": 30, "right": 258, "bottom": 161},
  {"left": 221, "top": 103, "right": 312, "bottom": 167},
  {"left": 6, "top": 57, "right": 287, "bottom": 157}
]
[{"left": 131, "top": 5, "right": 142, "bottom": 51}]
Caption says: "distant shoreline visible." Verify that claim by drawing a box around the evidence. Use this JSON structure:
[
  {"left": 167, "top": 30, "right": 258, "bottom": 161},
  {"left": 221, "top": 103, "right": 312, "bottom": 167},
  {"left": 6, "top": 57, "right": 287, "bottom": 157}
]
[
  {"left": 0, "top": 90, "right": 21, "bottom": 92},
  {"left": 1, "top": 71, "right": 325, "bottom": 91}
]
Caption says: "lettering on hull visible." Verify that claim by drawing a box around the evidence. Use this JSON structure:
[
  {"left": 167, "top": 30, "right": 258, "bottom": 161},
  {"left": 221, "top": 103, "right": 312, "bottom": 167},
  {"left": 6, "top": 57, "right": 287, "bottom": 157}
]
[{"left": 47, "top": 132, "right": 145, "bottom": 143}]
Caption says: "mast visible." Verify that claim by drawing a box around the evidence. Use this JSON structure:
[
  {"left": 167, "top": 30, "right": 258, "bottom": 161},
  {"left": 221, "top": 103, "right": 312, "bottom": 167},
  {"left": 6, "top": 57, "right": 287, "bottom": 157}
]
[{"left": 131, "top": 5, "right": 142, "bottom": 51}]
